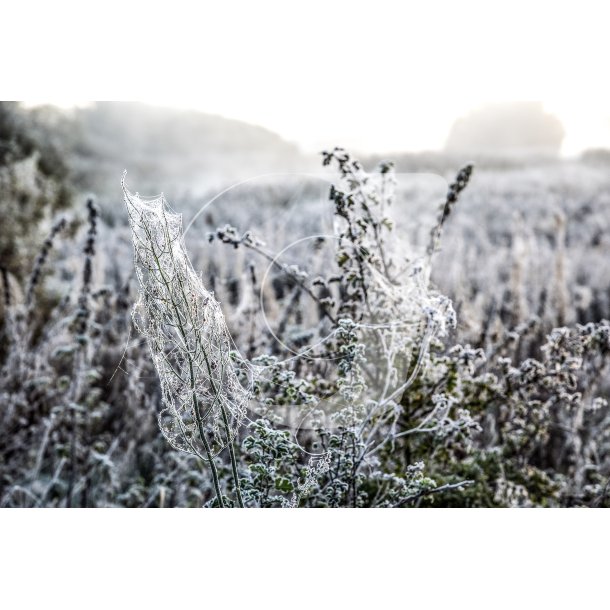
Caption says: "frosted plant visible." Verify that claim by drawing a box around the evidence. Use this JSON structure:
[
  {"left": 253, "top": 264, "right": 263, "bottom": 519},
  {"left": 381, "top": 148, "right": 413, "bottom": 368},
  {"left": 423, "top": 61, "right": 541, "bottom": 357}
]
[
  {"left": 282, "top": 452, "right": 332, "bottom": 508},
  {"left": 314, "top": 150, "right": 463, "bottom": 430},
  {"left": 122, "top": 175, "right": 249, "bottom": 507}
]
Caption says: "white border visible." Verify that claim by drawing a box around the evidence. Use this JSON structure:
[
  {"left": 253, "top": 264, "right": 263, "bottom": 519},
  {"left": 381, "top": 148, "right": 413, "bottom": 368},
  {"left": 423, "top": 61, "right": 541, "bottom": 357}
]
[{"left": 1, "top": 509, "right": 607, "bottom": 609}]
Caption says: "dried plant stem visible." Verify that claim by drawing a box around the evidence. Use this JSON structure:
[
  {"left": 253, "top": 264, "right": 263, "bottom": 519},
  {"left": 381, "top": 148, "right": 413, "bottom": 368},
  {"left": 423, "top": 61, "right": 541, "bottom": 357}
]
[
  {"left": 148, "top": 234, "right": 242, "bottom": 507},
  {"left": 214, "top": 229, "right": 337, "bottom": 325},
  {"left": 192, "top": 382, "right": 225, "bottom": 507},
  {"left": 394, "top": 480, "right": 474, "bottom": 507},
  {"left": 198, "top": 346, "right": 244, "bottom": 507},
  {"left": 221, "top": 408, "right": 245, "bottom": 507},
  {"left": 151, "top": 244, "right": 227, "bottom": 507}
]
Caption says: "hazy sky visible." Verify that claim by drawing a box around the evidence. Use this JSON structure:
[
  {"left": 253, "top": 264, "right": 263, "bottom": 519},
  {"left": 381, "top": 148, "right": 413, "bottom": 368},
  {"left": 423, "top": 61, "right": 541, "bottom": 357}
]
[{"left": 9, "top": 0, "right": 610, "bottom": 155}]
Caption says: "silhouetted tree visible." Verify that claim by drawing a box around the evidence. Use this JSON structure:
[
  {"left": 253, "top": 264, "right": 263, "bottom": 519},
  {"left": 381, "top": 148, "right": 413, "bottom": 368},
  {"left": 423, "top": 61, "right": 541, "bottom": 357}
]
[{"left": 445, "top": 102, "right": 564, "bottom": 156}]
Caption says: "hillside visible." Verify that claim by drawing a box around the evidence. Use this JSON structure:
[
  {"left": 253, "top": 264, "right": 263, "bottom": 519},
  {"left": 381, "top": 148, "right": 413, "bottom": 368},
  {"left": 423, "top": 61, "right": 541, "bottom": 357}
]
[{"left": 26, "top": 102, "right": 309, "bottom": 204}]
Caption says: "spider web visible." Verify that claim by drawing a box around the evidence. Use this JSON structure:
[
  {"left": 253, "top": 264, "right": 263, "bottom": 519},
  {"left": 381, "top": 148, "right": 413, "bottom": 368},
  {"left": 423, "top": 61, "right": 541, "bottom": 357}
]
[{"left": 123, "top": 174, "right": 249, "bottom": 460}]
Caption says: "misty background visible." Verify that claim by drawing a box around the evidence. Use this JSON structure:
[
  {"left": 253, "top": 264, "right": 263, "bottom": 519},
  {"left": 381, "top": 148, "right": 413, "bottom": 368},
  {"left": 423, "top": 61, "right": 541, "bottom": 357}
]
[
  {"left": 3, "top": 98, "right": 609, "bottom": 330},
  {"left": 8, "top": 99, "right": 608, "bottom": 208}
]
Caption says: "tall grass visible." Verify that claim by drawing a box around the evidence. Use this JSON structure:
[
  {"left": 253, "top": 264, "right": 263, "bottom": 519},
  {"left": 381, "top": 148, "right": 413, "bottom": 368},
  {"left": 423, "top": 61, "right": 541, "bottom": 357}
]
[{"left": 1, "top": 151, "right": 609, "bottom": 507}]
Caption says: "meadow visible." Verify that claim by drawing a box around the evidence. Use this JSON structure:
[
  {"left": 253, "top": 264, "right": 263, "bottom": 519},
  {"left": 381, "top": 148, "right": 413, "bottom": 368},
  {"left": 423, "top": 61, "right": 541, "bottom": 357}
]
[{"left": 1, "top": 103, "right": 609, "bottom": 507}]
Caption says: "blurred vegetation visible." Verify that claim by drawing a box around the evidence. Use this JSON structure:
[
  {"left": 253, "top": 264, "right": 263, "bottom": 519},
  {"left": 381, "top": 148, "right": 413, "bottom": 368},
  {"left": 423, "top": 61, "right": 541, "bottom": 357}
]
[
  {"left": 0, "top": 102, "right": 72, "bottom": 281},
  {"left": 26, "top": 102, "right": 306, "bottom": 204}
]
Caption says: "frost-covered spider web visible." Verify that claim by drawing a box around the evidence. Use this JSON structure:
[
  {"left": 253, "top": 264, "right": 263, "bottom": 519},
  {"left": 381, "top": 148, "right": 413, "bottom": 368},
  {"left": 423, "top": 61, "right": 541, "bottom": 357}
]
[
  {"left": 264, "top": 167, "right": 457, "bottom": 440},
  {"left": 123, "top": 174, "right": 250, "bottom": 460}
]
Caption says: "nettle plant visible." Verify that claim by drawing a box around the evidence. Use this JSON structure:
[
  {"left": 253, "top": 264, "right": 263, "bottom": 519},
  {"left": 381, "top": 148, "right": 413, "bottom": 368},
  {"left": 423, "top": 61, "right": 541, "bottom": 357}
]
[{"left": 124, "top": 149, "right": 610, "bottom": 507}]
